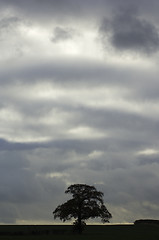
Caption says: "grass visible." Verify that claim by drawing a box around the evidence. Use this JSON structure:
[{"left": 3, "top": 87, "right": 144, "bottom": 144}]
[{"left": 0, "top": 224, "right": 159, "bottom": 240}]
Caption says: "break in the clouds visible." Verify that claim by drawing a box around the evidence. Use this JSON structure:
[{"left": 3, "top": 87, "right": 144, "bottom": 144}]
[
  {"left": 100, "top": 6, "right": 159, "bottom": 54},
  {"left": 0, "top": 0, "right": 159, "bottom": 225}
]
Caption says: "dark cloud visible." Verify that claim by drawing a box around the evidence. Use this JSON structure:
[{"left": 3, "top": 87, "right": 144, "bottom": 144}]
[
  {"left": 138, "top": 155, "right": 159, "bottom": 165},
  {"left": 0, "top": 163, "right": 39, "bottom": 205},
  {"left": 0, "top": 138, "right": 48, "bottom": 151},
  {"left": 0, "top": 148, "right": 67, "bottom": 223},
  {"left": 0, "top": 204, "right": 19, "bottom": 224},
  {"left": 100, "top": 7, "right": 159, "bottom": 54},
  {"left": 105, "top": 168, "right": 159, "bottom": 209},
  {"left": 0, "top": 0, "right": 159, "bottom": 26},
  {"left": 0, "top": 0, "right": 82, "bottom": 23},
  {"left": 0, "top": 56, "right": 150, "bottom": 88},
  {"left": 0, "top": 58, "right": 118, "bottom": 86}
]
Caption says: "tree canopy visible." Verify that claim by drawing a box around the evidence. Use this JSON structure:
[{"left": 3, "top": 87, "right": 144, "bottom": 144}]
[{"left": 53, "top": 184, "right": 112, "bottom": 233}]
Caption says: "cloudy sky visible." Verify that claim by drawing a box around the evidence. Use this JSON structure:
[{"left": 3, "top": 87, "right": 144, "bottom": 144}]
[{"left": 0, "top": 0, "right": 159, "bottom": 224}]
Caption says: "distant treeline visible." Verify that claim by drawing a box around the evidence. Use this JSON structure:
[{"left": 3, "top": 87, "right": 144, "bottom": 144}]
[{"left": 134, "top": 219, "right": 159, "bottom": 226}]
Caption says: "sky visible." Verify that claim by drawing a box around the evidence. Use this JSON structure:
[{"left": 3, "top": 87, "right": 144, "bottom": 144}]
[{"left": 0, "top": 0, "right": 159, "bottom": 224}]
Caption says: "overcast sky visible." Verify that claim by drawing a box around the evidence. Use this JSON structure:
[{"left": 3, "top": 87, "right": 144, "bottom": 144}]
[{"left": 0, "top": 0, "right": 159, "bottom": 224}]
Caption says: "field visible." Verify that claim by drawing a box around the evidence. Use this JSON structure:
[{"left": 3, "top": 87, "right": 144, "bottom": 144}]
[{"left": 0, "top": 224, "right": 159, "bottom": 240}]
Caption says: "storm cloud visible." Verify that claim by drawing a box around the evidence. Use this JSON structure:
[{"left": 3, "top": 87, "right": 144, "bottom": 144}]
[{"left": 100, "top": 7, "right": 159, "bottom": 54}]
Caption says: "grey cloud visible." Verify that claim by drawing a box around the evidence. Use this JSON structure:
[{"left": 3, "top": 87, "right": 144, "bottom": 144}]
[
  {"left": 41, "top": 162, "right": 74, "bottom": 174},
  {"left": 0, "top": 57, "right": 147, "bottom": 87},
  {"left": 0, "top": 169, "right": 38, "bottom": 203},
  {"left": 84, "top": 157, "right": 129, "bottom": 172},
  {"left": 138, "top": 155, "right": 159, "bottom": 165},
  {"left": 0, "top": 0, "right": 82, "bottom": 23},
  {"left": 51, "top": 27, "right": 74, "bottom": 43},
  {"left": 101, "top": 166, "right": 159, "bottom": 206},
  {"left": 1, "top": 58, "right": 111, "bottom": 85},
  {"left": 0, "top": 0, "right": 159, "bottom": 26},
  {"left": 0, "top": 59, "right": 108, "bottom": 87},
  {"left": 74, "top": 106, "right": 159, "bottom": 142},
  {"left": 0, "top": 16, "right": 20, "bottom": 29},
  {"left": 0, "top": 136, "right": 102, "bottom": 155},
  {"left": 0, "top": 16, "right": 22, "bottom": 42},
  {"left": 0, "top": 135, "right": 158, "bottom": 223},
  {"left": 0, "top": 138, "right": 48, "bottom": 151},
  {"left": 0, "top": 150, "right": 29, "bottom": 169},
  {"left": 1, "top": 89, "right": 158, "bottom": 155},
  {"left": 0, "top": 148, "right": 67, "bottom": 223},
  {"left": 100, "top": 7, "right": 159, "bottom": 54},
  {"left": 0, "top": 204, "right": 19, "bottom": 224},
  {"left": 0, "top": 152, "right": 41, "bottom": 204},
  {"left": 0, "top": 0, "right": 109, "bottom": 22}
]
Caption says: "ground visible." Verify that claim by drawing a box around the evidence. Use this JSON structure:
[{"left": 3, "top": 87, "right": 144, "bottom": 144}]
[{"left": 0, "top": 224, "right": 159, "bottom": 240}]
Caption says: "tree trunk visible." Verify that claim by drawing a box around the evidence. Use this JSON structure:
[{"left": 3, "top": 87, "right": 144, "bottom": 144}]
[{"left": 78, "top": 204, "right": 82, "bottom": 234}]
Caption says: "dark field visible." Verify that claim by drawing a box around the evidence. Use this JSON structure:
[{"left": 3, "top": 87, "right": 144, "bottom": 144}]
[{"left": 0, "top": 224, "right": 159, "bottom": 240}]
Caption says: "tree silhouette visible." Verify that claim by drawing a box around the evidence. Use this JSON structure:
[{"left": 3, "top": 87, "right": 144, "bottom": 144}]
[{"left": 53, "top": 184, "right": 112, "bottom": 233}]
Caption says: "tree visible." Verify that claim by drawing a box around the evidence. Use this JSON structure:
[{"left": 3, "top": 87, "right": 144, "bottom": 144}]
[{"left": 53, "top": 184, "right": 112, "bottom": 233}]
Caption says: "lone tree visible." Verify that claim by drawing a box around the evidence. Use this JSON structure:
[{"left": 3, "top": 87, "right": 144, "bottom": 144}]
[{"left": 53, "top": 184, "right": 112, "bottom": 233}]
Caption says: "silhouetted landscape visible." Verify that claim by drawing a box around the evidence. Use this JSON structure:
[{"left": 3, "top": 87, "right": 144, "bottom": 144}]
[
  {"left": 0, "top": 224, "right": 159, "bottom": 239},
  {"left": 1, "top": 183, "right": 159, "bottom": 239}
]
